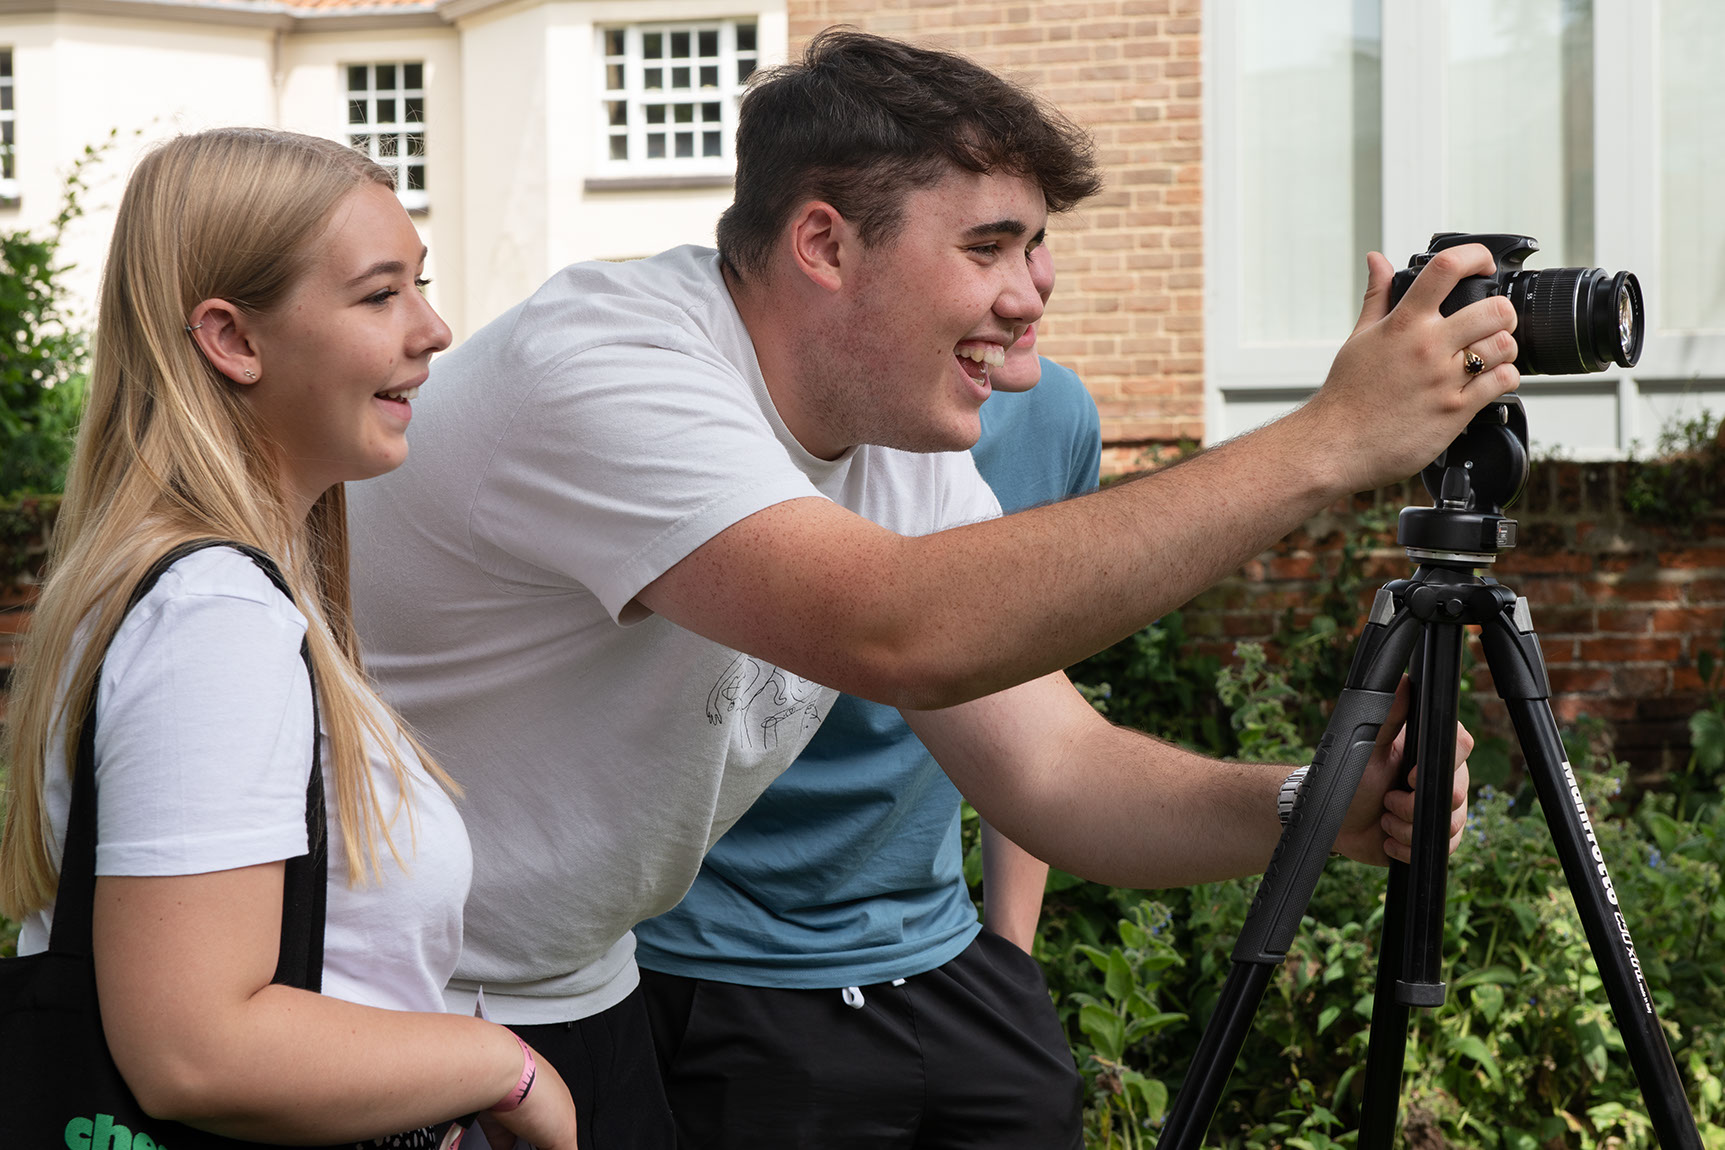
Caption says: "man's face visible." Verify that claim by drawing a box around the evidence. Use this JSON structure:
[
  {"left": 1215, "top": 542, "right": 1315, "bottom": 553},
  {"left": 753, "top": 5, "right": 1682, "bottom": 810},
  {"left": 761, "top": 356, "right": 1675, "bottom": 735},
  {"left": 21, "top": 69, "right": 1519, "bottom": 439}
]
[
  {"left": 990, "top": 241, "right": 1056, "bottom": 393},
  {"left": 825, "top": 168, "right": 1049, "bottom": 454}
]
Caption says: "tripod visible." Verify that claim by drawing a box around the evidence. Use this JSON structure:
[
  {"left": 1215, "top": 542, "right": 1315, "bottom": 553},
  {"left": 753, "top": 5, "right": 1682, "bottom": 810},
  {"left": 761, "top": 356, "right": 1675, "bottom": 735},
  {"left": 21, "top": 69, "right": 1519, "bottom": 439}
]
[{"left": 1160, "top": 396, "right": 1702, "bottom": 1149}]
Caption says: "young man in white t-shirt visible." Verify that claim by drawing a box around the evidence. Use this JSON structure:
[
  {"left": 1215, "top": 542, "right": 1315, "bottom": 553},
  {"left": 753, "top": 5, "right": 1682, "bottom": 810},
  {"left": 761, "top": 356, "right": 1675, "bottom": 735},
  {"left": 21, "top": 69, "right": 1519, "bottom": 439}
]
[{"left": 349, "top": 28, "right": 1518, "bottom": 1149}]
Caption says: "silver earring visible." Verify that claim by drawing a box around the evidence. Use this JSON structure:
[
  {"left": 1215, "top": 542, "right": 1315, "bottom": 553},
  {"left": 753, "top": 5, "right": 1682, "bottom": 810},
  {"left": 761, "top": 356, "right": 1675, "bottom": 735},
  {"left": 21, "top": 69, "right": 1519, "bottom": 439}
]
[
  {"left": 243, "top": 369, "right": 257, "bottom": 380},
  {"left": 185, "top": 322, "right": 203, "bottom": 333}
]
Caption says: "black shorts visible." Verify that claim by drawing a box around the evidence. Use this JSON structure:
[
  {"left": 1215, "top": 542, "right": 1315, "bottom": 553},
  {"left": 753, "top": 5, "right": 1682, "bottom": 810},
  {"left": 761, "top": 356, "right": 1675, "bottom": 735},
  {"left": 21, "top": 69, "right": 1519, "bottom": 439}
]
[
  {"left": 639, "top": 929, "right": 1083, "bottom": 1149},
  {"left": 509, "top": 985, "right": 677, "bottom": 1150}
]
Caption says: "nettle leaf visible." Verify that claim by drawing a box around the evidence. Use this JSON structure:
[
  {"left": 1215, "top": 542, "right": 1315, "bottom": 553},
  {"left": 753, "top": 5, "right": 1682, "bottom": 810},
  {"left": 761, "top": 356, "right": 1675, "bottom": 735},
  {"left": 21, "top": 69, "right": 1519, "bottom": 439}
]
[
  {"left": 1472, "top": 982, "right": 1506, "bottom": 1023},
  {"left": 1691, "top": 709, "right": 1725, "bottom": 773},
  {"left": 1317, "top": 1005, "right": 1341, "bottom": 1034},
  {"left": 1080, "top": 1002, "right": 1125, "bottom": 1061},
  {"left": 1104, "top": 949, "right": 1133, "bottom": 1001},
  {"left": 1455, "top": 965, "right": 1521, "bottom": 988},
  {"left": 1450, "top": 1034, "right": 1502, "bottom": 1085}
]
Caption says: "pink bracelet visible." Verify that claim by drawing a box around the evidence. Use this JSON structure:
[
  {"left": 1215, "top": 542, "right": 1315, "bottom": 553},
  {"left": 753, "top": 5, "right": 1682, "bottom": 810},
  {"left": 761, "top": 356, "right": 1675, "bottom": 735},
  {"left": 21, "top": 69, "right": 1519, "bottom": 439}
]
[{"left": 491, "top": 1032, "right": 537, "bottom": 1113}]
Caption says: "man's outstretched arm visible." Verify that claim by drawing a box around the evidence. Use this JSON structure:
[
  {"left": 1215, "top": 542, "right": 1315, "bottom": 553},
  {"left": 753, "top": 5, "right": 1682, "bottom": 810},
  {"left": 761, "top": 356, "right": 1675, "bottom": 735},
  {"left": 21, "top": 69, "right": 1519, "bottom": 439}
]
[
  {"left": 901, "top": 674, "right": 1469, "bottom": 891},
  {"left": 636, "top": 246, "right": 1519, "bottom": 710}
]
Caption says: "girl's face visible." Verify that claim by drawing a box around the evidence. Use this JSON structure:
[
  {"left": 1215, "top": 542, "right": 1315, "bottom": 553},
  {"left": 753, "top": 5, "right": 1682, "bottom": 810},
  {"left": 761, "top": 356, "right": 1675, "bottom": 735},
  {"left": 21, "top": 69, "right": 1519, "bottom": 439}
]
[{"left": 242, "top": 181, "right": 451, "bottom": 517}]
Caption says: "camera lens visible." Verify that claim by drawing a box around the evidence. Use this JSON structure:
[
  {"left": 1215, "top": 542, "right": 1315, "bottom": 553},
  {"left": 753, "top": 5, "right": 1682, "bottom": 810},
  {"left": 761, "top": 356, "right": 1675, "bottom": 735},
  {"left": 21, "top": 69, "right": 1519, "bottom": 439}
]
[{"left": 1506, "top": 267, "right": 1644, "bottom": 375}]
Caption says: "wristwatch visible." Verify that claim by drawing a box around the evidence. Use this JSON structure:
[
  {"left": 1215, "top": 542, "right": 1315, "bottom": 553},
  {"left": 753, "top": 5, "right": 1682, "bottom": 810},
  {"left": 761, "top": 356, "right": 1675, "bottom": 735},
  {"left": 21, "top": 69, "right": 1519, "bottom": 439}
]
[{"left": 1277, "top": 764, "right": 1311, "bottom": 827}]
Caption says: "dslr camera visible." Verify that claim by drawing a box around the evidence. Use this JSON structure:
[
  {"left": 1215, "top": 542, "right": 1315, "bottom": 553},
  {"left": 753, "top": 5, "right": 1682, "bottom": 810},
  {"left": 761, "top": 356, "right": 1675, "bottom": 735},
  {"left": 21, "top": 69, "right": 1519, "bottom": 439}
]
[{"left": 1387, "top": 232, "right": 1644, "bottom": 375}]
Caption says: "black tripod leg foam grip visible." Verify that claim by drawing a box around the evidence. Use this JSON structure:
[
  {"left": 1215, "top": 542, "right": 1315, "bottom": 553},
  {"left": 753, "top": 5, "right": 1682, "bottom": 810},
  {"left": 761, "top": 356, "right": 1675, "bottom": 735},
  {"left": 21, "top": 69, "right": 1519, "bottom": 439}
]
[{"left": 1232, "top": 686, "right": 1398, "bottom": 963}]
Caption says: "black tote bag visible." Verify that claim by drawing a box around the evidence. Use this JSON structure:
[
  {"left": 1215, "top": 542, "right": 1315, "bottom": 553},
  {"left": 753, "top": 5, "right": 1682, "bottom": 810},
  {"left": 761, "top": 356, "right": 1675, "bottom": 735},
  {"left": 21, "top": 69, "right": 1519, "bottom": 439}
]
[{"left": 0, "top": 541, "right": 336, "bottom": 1148}]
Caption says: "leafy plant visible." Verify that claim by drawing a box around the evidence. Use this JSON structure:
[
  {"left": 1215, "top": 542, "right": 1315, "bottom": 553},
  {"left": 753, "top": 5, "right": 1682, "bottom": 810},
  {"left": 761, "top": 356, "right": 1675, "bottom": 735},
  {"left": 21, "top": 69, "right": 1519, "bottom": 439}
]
[
  {"left": 0, "top": 132, "right": 112, "bottom": 498},
  {"left": 1622, "top": 410, "right": 1723, "bottom": 535}
]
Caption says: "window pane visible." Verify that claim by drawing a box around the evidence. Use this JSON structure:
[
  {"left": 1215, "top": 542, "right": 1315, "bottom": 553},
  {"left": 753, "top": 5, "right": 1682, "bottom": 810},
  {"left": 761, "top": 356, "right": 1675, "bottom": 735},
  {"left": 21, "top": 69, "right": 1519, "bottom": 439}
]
[
  {"left": 648, "top": 134, "right": 666, "bottom": 159},
  {"left": 605, "top": 29, "right": 625, "bottom": 57},
  {"left": 1, "top": 87, "right": 12, "bottom": 112},
  {"left": 1445, "top": 0, "right": 1593, "bottom": 266},
  {"left": 608, "top": 100, "right": 627, "bottom": 126},
  {"left": 348, "top": 99, "right": 369, "bottom": 125},
  {"left": 347, "top": 64, "right": 367, "bottom": 91},
  {"left": 675, "top": 132, "right": 693, "bottom": 158},
  {"left": 671, "top": 67, "right": 690, "bottom": 89},
  {"left": 699, "top": 30, "right": 718, "bottom": 57},
  {"left": 407, "top": 164, "right": 424, "bottom": 192},
  {"left": 702, "top": 102, "right": 720, "bottom": 122},
  {"left": 644, "top": 67, "right": 662, "bottom": 90},
  {"left": 377, "top": 98, "right": 397, "bottom": 124},
  {"left": 738, "top": 59, "right": 756, "bottom": 83},
  {"left": 404, "top": 62, "right": 423, "bottom": 89},
  {"left": 1660, "top": 0, "right": 1725, "bottom": 332},
  {"left": 644, "top": 32, "right": 663, "bottom": 59},
  {"left": 406, "top": 131, "right": 425, "bottom": 157},
  {"left": 737, "top": 24, "right": 756, "bottom": 51},
  {"left": 349, "top": 134, "right": 369, "bottom": 152},
  {"left": 1239, "top": 0, "right": 1382, "bottom": 343},
  {"left": 673, "top": 103, "right": 693, "bottom": 123},
  {"left": 0, "top": 50, "right": 13, "bottom": 78},
  {"left": 671, "top": 31, "right": 690, "bottom": 58},
  {"left": 405, "top": 97, "right": 424, "bottom": 123},
  {"left": 610, "top": 136, "right": 629, "bottom": 160},
  {"left": 700, "top": 65, "right": 718, "bottom": 88},
  {"left": 646, "top": 104, "right": 666, "bottom": 124},
  {"left": 380, "top": 133, "right": 399, "bottom": 158},
  {"left": 608, "top": 63, "right": 626, "bottom": 91},
  {"left": 377, "top": 63, "right": 397, "bottom": 90},
  {"left": 703, "top": 131, "right": 721, "bottom": 158}
]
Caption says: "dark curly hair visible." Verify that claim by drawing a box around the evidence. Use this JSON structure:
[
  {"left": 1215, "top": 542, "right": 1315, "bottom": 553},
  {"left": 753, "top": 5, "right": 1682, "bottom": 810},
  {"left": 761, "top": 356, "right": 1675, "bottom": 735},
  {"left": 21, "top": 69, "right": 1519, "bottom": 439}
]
[{"left": 717, "top": 27, "right": 1102, "bottom": 281}]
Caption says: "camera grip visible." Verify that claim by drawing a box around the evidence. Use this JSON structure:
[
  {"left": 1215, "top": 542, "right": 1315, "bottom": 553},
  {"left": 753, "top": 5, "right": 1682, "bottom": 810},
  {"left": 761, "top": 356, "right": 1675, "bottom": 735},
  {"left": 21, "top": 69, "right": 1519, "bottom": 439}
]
[{"left": 1231, "top": 687, "right": 1397, "bottom": 964}]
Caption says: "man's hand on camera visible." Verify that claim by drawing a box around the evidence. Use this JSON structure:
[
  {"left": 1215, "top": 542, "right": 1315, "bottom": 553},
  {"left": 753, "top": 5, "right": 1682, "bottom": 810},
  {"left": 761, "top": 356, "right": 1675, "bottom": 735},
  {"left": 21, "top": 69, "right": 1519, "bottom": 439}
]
[
  {"left": 1285, "top": 243, "right": 1521, "bottom": 499},
  {"left": 1332, "top": 677, "right": 1473, "bottom": 867}
]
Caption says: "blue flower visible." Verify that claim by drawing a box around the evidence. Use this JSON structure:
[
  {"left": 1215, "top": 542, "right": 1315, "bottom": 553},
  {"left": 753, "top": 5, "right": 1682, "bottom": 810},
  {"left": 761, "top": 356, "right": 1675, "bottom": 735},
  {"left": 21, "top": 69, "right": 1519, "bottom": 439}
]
[{"left": 1648, "top": 847, "right": 1664, "bottom": 869}]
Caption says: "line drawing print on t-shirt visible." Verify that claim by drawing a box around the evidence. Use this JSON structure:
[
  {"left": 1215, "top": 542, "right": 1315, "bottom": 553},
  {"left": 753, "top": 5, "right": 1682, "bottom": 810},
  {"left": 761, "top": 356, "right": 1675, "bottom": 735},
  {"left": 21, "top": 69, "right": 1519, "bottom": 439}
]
[{"left": 705, "top": 654, "right": 824, "bottom": 751}]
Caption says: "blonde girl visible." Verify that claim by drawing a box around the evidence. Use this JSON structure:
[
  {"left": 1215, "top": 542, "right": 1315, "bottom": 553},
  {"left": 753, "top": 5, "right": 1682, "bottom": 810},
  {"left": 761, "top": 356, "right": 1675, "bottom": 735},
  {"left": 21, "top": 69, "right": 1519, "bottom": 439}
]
[{"left": 0, "top": 127, "right": 576, "bottom": 1148}]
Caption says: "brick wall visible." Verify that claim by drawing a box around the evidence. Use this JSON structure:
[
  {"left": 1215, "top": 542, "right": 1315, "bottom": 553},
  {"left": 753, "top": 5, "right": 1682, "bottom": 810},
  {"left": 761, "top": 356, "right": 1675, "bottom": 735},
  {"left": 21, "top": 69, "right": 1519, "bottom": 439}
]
[
  {"left": 786, "top": 0, "right": 1205, "bottom": 466},
  {"left": 1182, "top": 461, "right": 1725, "bottom": 783}
]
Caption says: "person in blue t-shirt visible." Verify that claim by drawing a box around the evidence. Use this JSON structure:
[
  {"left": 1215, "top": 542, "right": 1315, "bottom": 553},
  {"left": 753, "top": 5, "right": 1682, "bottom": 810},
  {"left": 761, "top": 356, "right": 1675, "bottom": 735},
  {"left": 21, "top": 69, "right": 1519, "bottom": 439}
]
[{"left": 636, "top": 243, "right": 1099, "bottom": 1149}]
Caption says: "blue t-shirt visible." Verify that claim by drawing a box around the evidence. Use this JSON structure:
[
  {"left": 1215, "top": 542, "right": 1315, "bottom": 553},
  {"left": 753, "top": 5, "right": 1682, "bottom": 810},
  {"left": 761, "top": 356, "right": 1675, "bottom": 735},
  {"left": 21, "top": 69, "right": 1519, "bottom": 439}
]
[{"left": 633, "top": 359, "right": 1102, "bottom": 987}]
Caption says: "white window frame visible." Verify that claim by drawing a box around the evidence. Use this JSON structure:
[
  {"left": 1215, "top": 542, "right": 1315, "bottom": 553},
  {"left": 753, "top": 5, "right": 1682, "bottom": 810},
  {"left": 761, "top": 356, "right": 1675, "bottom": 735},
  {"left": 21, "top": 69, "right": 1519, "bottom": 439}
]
[
  {"left": 1204, "top": 0, "right": 1725, "bottom": 460},
  {"left": 0, "top": 49, "right": 17, "bottom": 203},
  {"left": 345, "top": 61, "right": 427, "bottom": 212},
  {"left": 596, "top": 20, "right": 758, "bottom": 178}
]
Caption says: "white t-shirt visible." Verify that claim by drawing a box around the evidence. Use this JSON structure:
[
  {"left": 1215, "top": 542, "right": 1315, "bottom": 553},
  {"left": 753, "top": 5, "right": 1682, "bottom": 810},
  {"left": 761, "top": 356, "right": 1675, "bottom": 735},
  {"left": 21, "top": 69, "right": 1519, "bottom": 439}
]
[
  {"left": 348, "top": 245, "right": 1002, "bottom": 1023},
  {"left": 18, "top": 547, "right": 472, "bottom": 1015}
]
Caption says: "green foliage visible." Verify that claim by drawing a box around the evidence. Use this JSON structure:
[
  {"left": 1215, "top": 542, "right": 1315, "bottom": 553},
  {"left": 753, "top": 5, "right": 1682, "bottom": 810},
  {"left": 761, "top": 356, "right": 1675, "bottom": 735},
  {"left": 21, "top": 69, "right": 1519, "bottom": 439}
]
[
  {"left": 1216, "top": 642, "right": 1314, "bottom": 764},
  {"left": 1070, "top": 611, "right": 1226, "bottom": 755},
  {"left": 0, "top": 134, "right": 110, "bottom": 498},
  {"left": 1623, "top": 410, "right": 1723, "bottom": 534},
  {"left": 1025, "top": 512, "right": 1725, "bottom": 1147}
]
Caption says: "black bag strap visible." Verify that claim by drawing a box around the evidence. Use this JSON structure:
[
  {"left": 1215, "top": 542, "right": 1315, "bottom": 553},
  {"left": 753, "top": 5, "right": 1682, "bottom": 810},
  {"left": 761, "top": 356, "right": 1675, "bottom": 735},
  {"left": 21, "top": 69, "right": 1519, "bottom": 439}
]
[{"left": 46, "top": 539, "right": 327, "bottom": 992}]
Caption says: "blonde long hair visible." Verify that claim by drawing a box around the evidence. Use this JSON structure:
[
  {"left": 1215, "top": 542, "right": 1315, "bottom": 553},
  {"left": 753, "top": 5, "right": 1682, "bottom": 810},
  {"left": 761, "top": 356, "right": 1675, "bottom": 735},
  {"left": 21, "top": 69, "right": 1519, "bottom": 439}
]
[{"left": 1, "top": 127, "right": 452, "bottom": 918}]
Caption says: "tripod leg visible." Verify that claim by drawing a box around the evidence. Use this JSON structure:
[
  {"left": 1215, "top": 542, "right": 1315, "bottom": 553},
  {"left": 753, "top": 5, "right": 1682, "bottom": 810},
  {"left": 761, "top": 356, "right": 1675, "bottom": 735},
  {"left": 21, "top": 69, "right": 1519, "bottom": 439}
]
[
  {"left": 1360, "top": 618, "right": 1467, "bottom": 1150},
  {"left": 1360, "top": 651, "right": 1420, "bottom": 1150},
  {"left": 1160, "top": 594, "right": 1422, "bottom": 1150},
  {"left": 1479, "top": 598, "right": 1703, "bottom": 1149}
]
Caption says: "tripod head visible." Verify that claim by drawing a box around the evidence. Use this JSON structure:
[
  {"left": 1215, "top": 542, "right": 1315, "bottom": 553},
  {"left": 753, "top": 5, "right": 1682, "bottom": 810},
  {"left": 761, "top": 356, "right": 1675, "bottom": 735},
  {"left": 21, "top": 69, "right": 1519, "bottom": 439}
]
[{"left": 1397, "top": 395, "right": 1529, "bottom": 564}]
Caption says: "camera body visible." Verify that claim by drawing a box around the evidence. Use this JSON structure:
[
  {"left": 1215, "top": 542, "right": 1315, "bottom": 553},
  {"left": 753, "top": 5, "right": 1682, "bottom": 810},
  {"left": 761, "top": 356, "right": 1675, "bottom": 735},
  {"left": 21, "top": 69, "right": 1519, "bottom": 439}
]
[{"left": 1387, "top": 232, "right": 1643, "bottom": 376}]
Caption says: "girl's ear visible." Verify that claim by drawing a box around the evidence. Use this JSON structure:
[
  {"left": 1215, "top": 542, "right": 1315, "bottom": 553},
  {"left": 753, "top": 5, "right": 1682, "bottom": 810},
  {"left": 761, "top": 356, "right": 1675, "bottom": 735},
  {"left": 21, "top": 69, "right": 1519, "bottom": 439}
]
[{"left": 186, "top": 299, "right": 262, "bottom": 385}]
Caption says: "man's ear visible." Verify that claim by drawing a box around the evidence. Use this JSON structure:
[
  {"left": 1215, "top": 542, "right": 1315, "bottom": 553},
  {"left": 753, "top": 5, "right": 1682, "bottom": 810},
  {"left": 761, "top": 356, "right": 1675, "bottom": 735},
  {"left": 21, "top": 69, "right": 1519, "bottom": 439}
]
[
  {"left": 186, "top": 299, "right": 262, "bottom": 386},
  {"left": 787, "top": 201, "right": 854, "bottom": 293}
]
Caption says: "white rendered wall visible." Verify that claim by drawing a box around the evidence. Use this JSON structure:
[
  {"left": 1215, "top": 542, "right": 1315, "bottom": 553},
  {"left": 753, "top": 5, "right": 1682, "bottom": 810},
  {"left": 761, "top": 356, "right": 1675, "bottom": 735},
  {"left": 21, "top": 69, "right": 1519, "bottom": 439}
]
[{"left": 0, "top": 13, "right": 275, "bottom": 326}]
